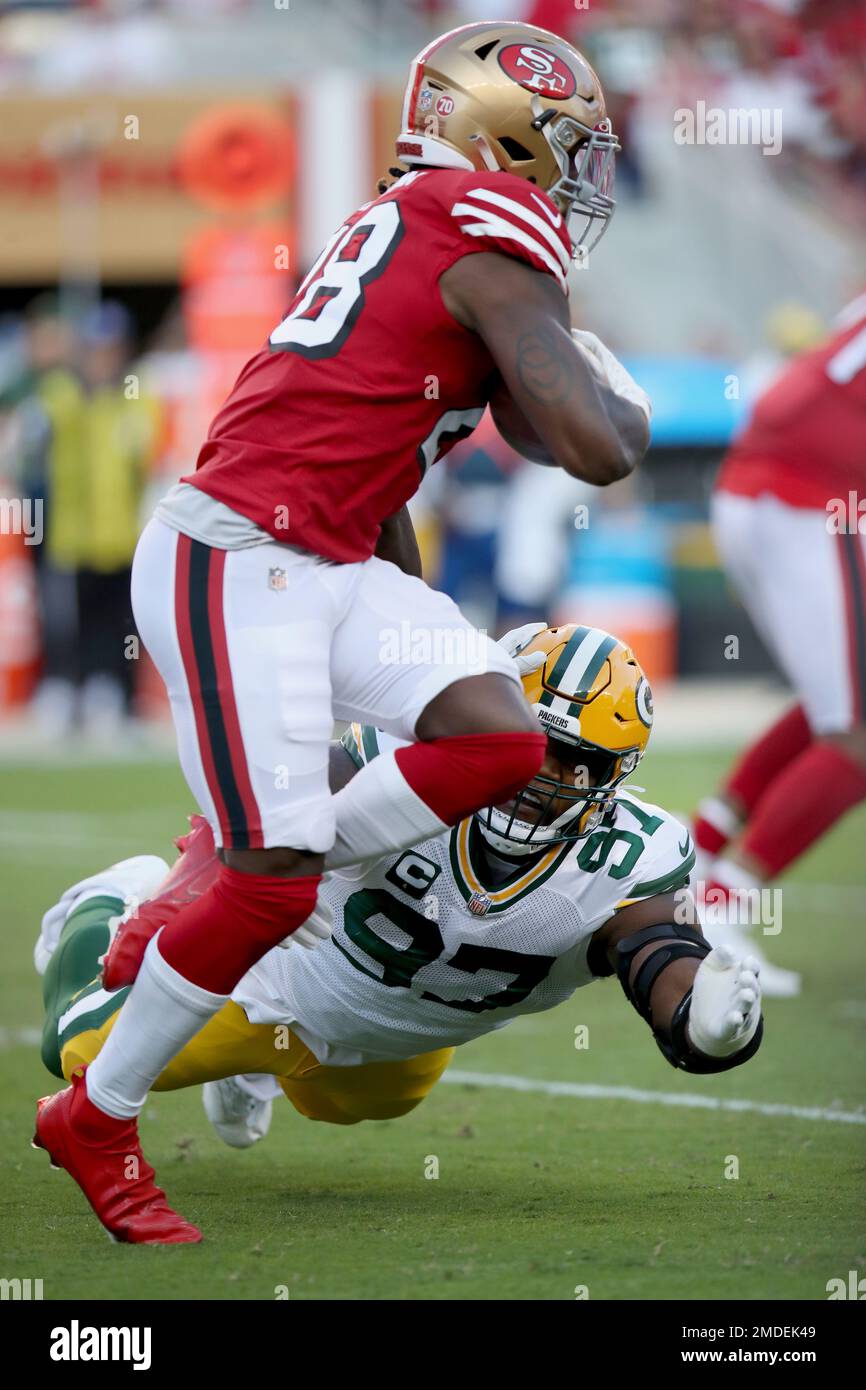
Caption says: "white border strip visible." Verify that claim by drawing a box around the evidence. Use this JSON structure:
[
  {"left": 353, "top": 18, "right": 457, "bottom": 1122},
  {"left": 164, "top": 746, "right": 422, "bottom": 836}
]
[{"left": 442, "top": 1068, "right": 866, "bottom": 1126}]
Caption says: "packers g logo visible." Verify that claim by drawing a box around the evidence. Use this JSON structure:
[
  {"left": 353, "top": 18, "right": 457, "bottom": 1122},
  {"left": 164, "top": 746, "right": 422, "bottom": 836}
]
[
  {"left": 636, "top": 678, "right": 653, "bottom": 728},
  {"left": 497, "top": 44, "right": 577, "bottom": 99}
]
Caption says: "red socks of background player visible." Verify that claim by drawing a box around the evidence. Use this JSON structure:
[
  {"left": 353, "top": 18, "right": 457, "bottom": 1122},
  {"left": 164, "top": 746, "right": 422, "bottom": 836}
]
[
  {"left": 694, "top": 704, "right": 813, "bottom": 856},
  {"left": 726, "top": 704, "right": 813, "bottom": 817},
  {"left": 695, "top": 701, "right": 866, "bottom": 879},
  {"left": 739, "top": 741, "right": 866, "bottom": 877}
]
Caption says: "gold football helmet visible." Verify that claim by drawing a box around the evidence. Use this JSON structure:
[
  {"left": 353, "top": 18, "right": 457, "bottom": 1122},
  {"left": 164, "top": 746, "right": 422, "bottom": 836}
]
[
  {"left": 477, "top": 623, "right": 653, "bottom": 855},
  {"left": 396, "top": 20, "right": 619, "bottom": 255}
]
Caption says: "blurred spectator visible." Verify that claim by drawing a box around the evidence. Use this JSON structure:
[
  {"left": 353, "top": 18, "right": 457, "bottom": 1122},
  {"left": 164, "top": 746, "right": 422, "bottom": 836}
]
[
  {"left": 28, "top": 300, "right": 161, "bottom": 734},
  {"left": 555, "top": 476, "right": 677, "bottom": 686},
  {"left": 431, "top": 412, "right": 521, "bottom": 633},
  {"left": 1, "top": 296, "right": 77, "bottom": 724}
]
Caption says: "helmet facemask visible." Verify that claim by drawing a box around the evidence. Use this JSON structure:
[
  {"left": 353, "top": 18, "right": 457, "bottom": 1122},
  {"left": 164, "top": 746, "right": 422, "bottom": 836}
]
[
  {"left": 531, "top": 98, "right": 619, "bottom": 257},
  {"left": 476, "top": 736, "right": 641, "bottom": 859}
]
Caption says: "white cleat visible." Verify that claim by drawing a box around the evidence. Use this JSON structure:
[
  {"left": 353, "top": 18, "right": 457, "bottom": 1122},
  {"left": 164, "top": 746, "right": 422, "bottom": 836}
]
[
  {"left": 203, "top": 1075, "right": 278, "bottom": 1149},
  {"left": 34, "top": 854, "right": 170, "bottom": 976}
]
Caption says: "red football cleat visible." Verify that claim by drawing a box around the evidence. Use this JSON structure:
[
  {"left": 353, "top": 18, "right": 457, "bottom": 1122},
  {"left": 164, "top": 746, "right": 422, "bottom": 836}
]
[
  {"left": 102, "top": 814, "right": 219, "bottom": 990},
  {"left": 33, "top": 1068, "right": 202, "bottom": 1245}
]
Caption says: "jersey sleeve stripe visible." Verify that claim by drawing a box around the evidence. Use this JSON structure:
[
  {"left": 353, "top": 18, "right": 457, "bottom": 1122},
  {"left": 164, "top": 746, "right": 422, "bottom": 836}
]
[
  {"left": 339, "top": 726, "right": 365, "bottom": 770},
  {"left": 450, "top": 203, "right": 568, "bottom": 289},
  {"left": 361, "top": 724, "right": 381, "bottom": 764},
  {"left": 628, "top": 851, "right": 696, "bottom": 899},
  {"left": 459, "top": 186, "right": 571, "bottom": 274}
]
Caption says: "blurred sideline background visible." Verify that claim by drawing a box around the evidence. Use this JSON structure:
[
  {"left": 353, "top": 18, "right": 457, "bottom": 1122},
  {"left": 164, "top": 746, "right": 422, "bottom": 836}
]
[{"left": 0, "top": 0, "right": 864, "bottom": 752}]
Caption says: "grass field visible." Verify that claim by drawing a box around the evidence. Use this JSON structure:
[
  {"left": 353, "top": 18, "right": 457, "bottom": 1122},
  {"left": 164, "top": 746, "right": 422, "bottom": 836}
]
[{"left": 1, "top": 746, "right": 864, "bottom": 1301}]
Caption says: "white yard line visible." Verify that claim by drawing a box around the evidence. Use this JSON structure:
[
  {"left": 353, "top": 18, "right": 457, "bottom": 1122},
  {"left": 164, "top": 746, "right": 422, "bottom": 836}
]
[
  {"left": 442, "top": 1069, "right": 866, "bottom": 1126},
  {"left": 3, "top": 1028, "right": 862, "bottom": 1125}
]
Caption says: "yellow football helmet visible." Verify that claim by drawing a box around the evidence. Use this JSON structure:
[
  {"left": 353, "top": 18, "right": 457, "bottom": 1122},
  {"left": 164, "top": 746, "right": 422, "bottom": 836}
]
[
  {"left": 477, "top": 623, "right": 653, "bottom": 855},
  {"left": 396, "top": 21, "right": 619, "bottom": 256}
]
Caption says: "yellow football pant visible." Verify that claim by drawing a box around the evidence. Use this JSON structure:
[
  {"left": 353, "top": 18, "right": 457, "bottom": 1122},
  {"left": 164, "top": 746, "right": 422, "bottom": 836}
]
[{"left": 60, "top": 1001, "right": 454, "bottom": 1126}]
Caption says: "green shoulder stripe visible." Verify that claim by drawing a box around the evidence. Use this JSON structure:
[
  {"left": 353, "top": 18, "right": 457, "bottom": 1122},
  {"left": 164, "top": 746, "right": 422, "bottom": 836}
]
[
  {"left": 629, "top": 850, "right": 695, "bottom": 899},
  {"left": 361, "top": 725, "right": 381, "bottom": 764},
  {"left": 339, "top": 727, "right": 364, "bottom": 770}
]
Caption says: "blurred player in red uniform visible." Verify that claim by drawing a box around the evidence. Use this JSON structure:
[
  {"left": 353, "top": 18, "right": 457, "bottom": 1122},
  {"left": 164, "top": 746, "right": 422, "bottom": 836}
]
[
  {"left": 33, "top": 21, "right": 651, "bottom": 1244},
  {"left": 694, "top": 294, "right": 866, "bottom": 994}
]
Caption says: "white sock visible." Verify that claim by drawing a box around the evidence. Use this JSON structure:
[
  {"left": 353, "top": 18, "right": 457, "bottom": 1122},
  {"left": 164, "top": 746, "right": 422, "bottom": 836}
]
[
  {"left": 86, "top": 933, "right": 227, "bottom": 1120},
  {"left": 712, "top": 856, "right": 763, "bottom": 892},
  {"left": 697, "top": 796, "right": 742, "bottom": 841},
  {"left": 326, "top": 750, "right": 448, "bottom": 870}
]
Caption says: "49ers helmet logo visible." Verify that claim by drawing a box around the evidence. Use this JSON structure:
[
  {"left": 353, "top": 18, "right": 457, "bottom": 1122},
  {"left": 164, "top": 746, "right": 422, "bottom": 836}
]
[{"left": 497, "top": 44, "right": 577, "bottom": 99}]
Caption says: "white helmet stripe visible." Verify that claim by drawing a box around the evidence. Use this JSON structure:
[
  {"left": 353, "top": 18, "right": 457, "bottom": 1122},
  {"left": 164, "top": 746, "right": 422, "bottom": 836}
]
[
  {"left": 401, "top": 60, "right": 421, "bottom": 129},
  {"left": 544, "top": 626, "right": 612, "bottom": 720}
]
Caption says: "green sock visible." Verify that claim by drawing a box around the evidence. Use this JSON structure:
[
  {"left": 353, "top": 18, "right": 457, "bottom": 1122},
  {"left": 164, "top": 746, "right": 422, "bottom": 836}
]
[{"left": 40, "top": 894, "right": 125, "bottom": 1078}]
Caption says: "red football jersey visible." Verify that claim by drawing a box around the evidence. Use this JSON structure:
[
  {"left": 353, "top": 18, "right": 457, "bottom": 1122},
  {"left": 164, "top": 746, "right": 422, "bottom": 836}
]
[
  {"left": 717, "top": 293, "right": 866, "bottom": 508},
  {"left": 182, "top": 168, "right": 572, "bottom": 562}
]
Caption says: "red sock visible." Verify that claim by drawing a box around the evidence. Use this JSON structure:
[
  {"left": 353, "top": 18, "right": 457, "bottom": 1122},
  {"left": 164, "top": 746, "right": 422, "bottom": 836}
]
[
  {"left": 394, "top": 731, "right": 547, "bottom": 825},
  {"left": 726, "top": 704, "right": 813, "bottom": 814},
  {"left": 158, "top": 864, "right": 320, "bottom": 994},
  {"left": 741, "top": 741, "right": 866, "bottom": 876}
]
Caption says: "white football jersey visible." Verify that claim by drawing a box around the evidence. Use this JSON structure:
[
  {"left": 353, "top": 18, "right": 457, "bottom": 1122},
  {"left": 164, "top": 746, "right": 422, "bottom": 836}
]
[{"left": 232, "top": 727, "right": 695, "bottom": 1065}]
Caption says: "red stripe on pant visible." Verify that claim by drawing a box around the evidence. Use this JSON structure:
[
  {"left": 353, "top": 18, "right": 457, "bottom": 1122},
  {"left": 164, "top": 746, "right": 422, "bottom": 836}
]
[
  {"left": 205, "top": 547, "right": 264, "bottom": 848},
  {"left": 175, "top": 535, "right": 231, "bottom": 835},
  {"left": 173, "top": 534, "right": 264, "bottom": 850}
]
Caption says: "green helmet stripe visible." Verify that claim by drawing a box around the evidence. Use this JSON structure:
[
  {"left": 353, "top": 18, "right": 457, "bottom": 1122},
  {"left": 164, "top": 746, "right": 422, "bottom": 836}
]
[
  {"left": 538, "top": 628, "right": 617, "bottom": 716},
  {"left": 537, "top": 627, "right": 591, "bottom": 708},
  {"left": 570, "top": 633, "right": 618, "bottom": 706}
]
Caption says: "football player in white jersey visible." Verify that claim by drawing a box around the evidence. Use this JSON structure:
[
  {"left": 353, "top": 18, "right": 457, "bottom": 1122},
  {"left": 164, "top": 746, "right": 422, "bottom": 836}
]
[{"left": 36, "top": 626, "right": 762, "bottom": 1157}]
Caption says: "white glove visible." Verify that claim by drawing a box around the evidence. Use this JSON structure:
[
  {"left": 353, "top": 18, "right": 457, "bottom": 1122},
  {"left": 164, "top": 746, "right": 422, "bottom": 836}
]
[
  {"left": 687, "top": 945, "right": 762, "bottom": 1059},
  {"left": 278, "top": 894, "right": 334, "bottom": 951},
  {"left": 34, "top": 855, "right": 170, "bottom": 976},
  {"left": 497, "top": 621, "right": 547, "bottom": 677},
  {"left": 571, "top": 328, "right": 652, "bottom": 423}
]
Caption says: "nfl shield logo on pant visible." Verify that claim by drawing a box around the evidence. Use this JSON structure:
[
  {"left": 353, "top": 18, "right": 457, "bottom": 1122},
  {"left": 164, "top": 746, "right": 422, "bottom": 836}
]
[{"left": 268, "top": 567, "right": 288, "bottom": 592}]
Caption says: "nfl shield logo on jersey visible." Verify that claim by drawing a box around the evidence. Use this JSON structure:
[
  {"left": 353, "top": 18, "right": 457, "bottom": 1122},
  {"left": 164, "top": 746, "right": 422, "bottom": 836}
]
[
  {"left": 268, "top": 567, "right": 288, "bottom": 592},
  {"left": 468, "top": 890, "right": 492, "bottom": 917}
]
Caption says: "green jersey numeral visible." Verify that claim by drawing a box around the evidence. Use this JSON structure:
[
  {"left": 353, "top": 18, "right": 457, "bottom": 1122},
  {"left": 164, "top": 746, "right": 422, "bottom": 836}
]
[
  {"left": 333, "top": 888, "right": 555, "bottom": 1012},
  {"left": 575, "top": 803, "right": 667, "bottom": 884}
]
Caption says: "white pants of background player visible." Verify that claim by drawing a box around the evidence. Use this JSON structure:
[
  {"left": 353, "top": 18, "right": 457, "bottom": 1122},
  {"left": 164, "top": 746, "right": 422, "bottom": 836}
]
[
  {"left": 712, "top": 491, "right": 866, "bottom": 733},
  {"left": 132, "top": 517, "right": 516, "bottom": 855}
]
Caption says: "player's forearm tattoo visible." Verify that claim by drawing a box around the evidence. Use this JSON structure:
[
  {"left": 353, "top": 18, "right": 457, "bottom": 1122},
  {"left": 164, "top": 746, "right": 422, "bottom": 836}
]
[{"left": 515, "top": 324, "right": 576, "bottom": 404}]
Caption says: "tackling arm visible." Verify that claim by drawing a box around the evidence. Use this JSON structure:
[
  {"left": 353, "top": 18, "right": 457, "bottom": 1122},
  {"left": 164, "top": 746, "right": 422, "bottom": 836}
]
[
  {"left": 439, "top": 251, "right": 649, "bottom": 485},
  {"left": 588, "top": 891, "right": 763, "bottom": 1074}
]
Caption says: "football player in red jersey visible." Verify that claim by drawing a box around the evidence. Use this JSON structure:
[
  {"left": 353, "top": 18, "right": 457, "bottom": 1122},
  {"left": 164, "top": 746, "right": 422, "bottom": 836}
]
[
  {"left": 33, "top": 21, "right": 651, "bottom": 1243},
  {"left": 692, "top": 295, "right": 866, "bottom": 994}
]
